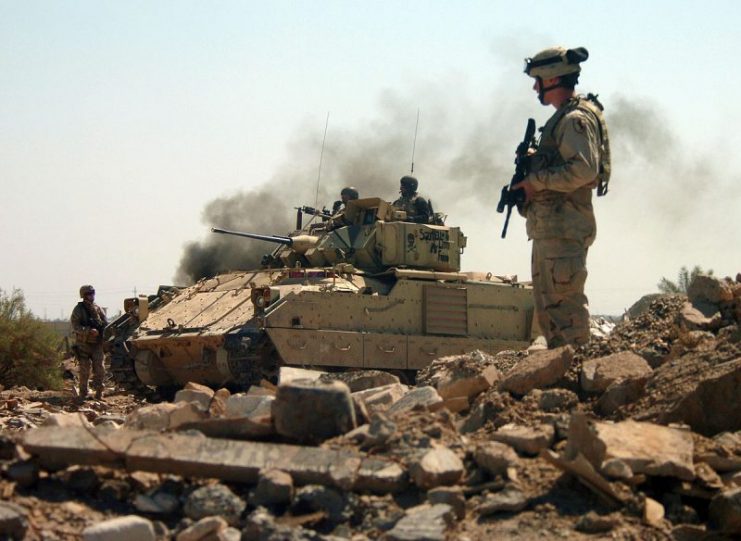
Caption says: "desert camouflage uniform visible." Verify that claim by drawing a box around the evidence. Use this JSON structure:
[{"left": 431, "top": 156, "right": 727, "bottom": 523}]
[
  {"left": 70, "top": 300, "right": 107, "bottom": 395},
  {"left": 393, "top": 194, "right": 432, "bottom": 224},
  {"left": 524, "top": 95, "right": 610, "bottom": 347}
]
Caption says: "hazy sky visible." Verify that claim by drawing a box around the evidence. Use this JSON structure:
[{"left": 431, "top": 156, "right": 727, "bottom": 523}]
[{"left": 2, "top": 0, "right": 740, "bottom": 319}]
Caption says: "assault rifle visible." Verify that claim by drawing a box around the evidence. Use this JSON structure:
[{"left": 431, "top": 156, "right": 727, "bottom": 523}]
[{"left": 496, "top": 118, "right": 537, "bottom": 238}]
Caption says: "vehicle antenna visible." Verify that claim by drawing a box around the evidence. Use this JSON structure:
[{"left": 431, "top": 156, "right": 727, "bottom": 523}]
[
  {"left": 314, "top": 111, "right": 330, "bottom": 209},
  {"left": 410, "top": 108, "right": 420, "bottom": 174}
]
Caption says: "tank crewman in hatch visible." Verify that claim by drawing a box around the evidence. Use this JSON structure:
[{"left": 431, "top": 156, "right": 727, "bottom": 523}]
[
  {"left": 70, "top": 285, "right": 108, "bottom": 400},
  {"left": 331, "top": 186, "right": 359, "bottom": 215},
  {"left": 392, "top": 175, "right": 432, "bottom": 224},
  {"left": 510, "top": 46, "right": 611, "bottom": 348},
  {"left": 327, "top": 186, "right": 359, "bottom": 230}
]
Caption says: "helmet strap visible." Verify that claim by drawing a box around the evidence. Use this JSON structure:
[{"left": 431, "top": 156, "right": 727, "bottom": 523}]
[{"left": 537, "top": 76, "right": 568, "bottom": 104}]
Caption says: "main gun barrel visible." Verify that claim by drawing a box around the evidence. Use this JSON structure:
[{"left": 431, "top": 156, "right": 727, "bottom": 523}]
[
  {"left": 211, "top": 227, "right": 293, "bottom": 245},
  {"left": 211, "top": 227, "right": 319, "bottom": 254}
]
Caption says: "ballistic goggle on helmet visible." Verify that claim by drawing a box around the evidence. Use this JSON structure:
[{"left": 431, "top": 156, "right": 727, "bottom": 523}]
[{"left": 524, "top": 46, "right": 589, "bottom": 79}]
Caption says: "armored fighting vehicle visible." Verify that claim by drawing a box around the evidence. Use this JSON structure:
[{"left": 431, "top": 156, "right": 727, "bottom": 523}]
[{"left": 107, "top": 197, "right": 535, "bottom": 390}]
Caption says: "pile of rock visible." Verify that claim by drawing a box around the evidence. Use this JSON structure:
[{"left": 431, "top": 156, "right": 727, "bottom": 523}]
[{"left": 1, "top": 273, "right": 739, "bottom": 540}]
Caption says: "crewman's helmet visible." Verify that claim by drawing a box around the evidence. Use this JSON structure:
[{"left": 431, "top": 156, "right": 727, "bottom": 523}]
[
  {"left": 524, "top": 46, "right": 588, "bottom": 79},
  {"left": 340, "top": 186, "right": 359, "bottom": 200},
  {"left": 399, "top": 176, "right": 418, "bottom": 192},
  {"left": 79, "top": 285, "right": 95, "bottom": 298}
]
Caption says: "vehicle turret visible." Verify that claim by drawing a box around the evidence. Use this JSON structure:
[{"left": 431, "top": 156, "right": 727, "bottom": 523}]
[{"left": 213, "top": 197, "right": 467, "bottom": 274}]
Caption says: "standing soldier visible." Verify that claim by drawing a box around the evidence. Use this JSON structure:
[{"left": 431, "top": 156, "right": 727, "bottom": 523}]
[
  {"left": 70, "top": 285, "right": 108, "bottom": 399},
  {"left": 392, "top": 176, "right": 432, "bottom": 224},
  {"left": 511, "top": 46, "right": 611, "bottom": 348}
]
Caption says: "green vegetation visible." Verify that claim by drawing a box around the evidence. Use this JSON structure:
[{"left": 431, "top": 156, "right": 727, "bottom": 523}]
[
  {"left": 0, "top": 288, "right": 63, "bottom": 390},
  {"left": 657, "top": 265, "right": 714, "bottom": 294}
]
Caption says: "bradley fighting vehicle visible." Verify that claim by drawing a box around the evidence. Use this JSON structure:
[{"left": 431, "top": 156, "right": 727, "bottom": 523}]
[{"left": 106, "top": 197, "right": 535, "bottom": 391}]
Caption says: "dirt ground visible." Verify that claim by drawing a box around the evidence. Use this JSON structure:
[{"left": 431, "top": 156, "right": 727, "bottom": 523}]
[{"left": 1, "top": 283, "right": 739, "bottom": 540}]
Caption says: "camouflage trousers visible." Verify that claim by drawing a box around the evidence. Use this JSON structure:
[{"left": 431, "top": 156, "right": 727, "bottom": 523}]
[
  {"left": 531, "top": 238, "right": 590, "bottom": 348},
  {"left": 76, "top": 344, "right": 105, "bottom": 394}
]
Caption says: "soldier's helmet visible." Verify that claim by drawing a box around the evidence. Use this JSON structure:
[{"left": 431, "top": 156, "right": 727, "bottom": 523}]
[
  {"left": 340, "top": 186, "right": 359, "bottom": 200},
  {"left": 399, "top": 175, "right": 418, "bottom": 192},
  {"left": 524, "top": 46, "right": 588, "bottom": 79},
  {"left": 79, "top": 285, "right": 95, "bottom": 298}
]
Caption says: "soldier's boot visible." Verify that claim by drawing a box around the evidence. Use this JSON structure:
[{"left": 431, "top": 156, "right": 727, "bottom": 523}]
[
  {"left": 95, "top": 388, "right": 103, "bottom": 400},
  {"left": 78, "top": 383, "right": 89, "bottom": 400}
]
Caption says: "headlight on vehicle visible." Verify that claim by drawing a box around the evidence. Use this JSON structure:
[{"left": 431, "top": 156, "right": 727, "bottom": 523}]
[{"left": 251, "top": 287, "right": 278, "bottom": 312}]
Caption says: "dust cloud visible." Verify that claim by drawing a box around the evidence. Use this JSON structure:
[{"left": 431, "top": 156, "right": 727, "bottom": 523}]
[{"left": 175, "top": 84, "right": 738, "bottom": 289}]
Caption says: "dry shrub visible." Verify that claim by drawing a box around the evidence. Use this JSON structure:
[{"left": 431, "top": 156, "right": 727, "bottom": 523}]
[{"left": 0, "top": 288, "right": 63, "bottom": 390}]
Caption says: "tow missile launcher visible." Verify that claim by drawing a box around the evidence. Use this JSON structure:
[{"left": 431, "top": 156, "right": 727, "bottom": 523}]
[{"left": 109, "top": 197, "right": 535, "bottom": 390}]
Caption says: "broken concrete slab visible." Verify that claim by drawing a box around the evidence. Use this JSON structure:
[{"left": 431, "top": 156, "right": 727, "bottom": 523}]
[
  {"left": 580, "top": 351, "right": 652, "bottom": 393},
  {"left": 224, "top": 394, "right": 274, "bottom": 420},
  {"left": 386, "top": 386, "right": 443, "bottom": 417},
  {"left": 21, "top": 427, "right": 363, "bottom": 489},
  {"left": 383, "top": 503, "right": 455, "bottom": 541},
  {"left": 41, "top": 412, "right": 92, "bottom": 428},
  {"left": 679, "top": 301, "right": 723, "bottom": 332},
  {"left": 498, "top": 346, "right": 573, "bottom": 396},
  {"left": 273, "top": 381, "right": 356, "bottom": 443},
  {"left": 566, "top": 414, "right": 695, "bottom": 480},
  {"left": 409, "top": 446, "right": 464, "bottom": 490},
  {"left": 434, "top": 364, "right": 499, "bottom": 401},
  {"left": 353, "top": 383, "right": 409, "bottom": 414},
  {"left": 320, "top": 370, "right": 400, "bottom": 392},
  {"left": 417, "top": 350, "right": 501, "bottom": 401},
  {"left": 474, "top": 441, "right": 519, "bottom": 477},
  {"left": 82, "top": 515, "right": 156, "bottom": 541},
  {"left": 278, "top": 366, "right": 326, "bottom": 384},
  {"left": 688, "top": 274, "right": 735, "bottom": 306},
  {"left": 208, "top": 388, "right": 230, "bottom": 418},
  {"left": 178, "top": 416, "right": 275, "bottom": 440},
  {"left": 124, "top": 402, "right": 207, "bottom": 432},
  {"left": 174, "top": 385, "right": 214, "bottom": 412},
  {"left": 490, "top": 423, "right": 555, "bottom": 456},
  {"left": 355, "top": 458, "right": 407, "bottom": 494},
  {"left": 597, "top": 376, "right": 649, "bottom": 416}
]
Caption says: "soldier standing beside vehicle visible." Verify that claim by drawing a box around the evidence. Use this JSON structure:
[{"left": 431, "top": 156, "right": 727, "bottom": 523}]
[
  {"left": 511, "top": 46, "right": 611, "bottom": 348},
  {"left": 393, "top": 176, "right": 432, "bottom": 224},
  {"left": 70, "top": 285, "right": 108, "bottom": 400}
]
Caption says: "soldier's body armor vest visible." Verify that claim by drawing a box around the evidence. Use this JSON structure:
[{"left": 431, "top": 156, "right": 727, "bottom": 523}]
[
  {"left": 72, "top": 301, "right": 106, "bottom": 348},
  {"left": 525, "top": 94, "right": 610, "bottom": 245}
]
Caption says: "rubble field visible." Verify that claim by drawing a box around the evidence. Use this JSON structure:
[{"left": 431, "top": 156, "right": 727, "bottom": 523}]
[{"left": 1, "top": 274, "right": 740, "bottom": 540}]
